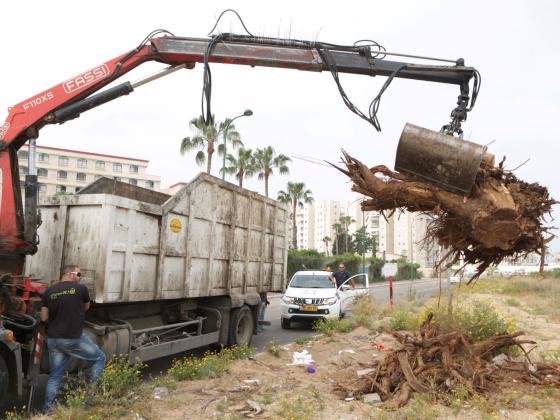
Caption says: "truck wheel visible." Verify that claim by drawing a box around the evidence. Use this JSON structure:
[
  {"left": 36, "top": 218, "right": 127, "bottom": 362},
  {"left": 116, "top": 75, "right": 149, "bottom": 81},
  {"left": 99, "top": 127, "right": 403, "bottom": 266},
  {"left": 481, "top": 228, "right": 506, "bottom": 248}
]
[
  {"left": 281, "top": 318, "right": 291, "bottom": 329},
  {"left": 0, "top": 355, "right": 8, "bottom": 400},
  {"left": 228, "top": 305, "right": 254, "bottom": 347}
]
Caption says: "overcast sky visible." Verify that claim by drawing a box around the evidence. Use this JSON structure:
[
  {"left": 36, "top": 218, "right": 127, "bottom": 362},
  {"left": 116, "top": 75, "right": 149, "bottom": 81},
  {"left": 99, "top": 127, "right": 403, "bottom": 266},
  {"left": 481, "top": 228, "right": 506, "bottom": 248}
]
[{"left": 2, "top": 1, "right": 559, "bottom": 252}]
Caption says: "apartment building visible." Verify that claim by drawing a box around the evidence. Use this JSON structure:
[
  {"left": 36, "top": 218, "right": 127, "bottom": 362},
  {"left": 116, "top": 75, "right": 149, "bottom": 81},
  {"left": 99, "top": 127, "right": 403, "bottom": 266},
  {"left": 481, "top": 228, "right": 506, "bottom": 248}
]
[
  {"left": 296, "top": 203, "right": 315, "bottom": 250},
  {"left": 17, "top": 145, "right": 161, "bottom": 197},
  {"left": 295, "top": 200, "right": 341, "bottom": 252}
]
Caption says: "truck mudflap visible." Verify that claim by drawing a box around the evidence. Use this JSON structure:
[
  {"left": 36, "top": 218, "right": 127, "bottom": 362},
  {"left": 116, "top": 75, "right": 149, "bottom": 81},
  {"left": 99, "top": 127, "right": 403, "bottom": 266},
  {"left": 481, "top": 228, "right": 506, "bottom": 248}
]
[{"left": 0, "top": 331, "right": 23, "bottom": 398}]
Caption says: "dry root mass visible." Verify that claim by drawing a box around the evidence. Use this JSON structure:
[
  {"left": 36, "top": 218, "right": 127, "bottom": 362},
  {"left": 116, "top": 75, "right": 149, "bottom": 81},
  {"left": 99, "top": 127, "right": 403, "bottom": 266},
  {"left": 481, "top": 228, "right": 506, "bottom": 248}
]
[
  {"left": 335, "top": 152, "right": 557, "bottom": 279},
  {"left": 336, "top": 318, "right": 560, "bottom": 408}
]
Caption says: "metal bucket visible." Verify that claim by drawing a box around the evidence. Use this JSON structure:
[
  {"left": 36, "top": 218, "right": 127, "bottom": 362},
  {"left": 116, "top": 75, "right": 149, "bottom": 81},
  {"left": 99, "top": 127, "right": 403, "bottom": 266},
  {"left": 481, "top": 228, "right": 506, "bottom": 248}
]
[{"left": 394, "top": 123, "right": 487, "bottom": 195}]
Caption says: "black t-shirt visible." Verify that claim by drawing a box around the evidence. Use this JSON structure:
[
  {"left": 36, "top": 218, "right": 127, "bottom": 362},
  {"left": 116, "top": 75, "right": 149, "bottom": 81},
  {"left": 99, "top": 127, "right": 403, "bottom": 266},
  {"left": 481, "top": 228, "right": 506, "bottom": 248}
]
[
  {"left": 41, "top": 281, "right": 90, "bottom": 339},
  {"left": 333, "top": 271, "right": 351, "bottom": 288}
]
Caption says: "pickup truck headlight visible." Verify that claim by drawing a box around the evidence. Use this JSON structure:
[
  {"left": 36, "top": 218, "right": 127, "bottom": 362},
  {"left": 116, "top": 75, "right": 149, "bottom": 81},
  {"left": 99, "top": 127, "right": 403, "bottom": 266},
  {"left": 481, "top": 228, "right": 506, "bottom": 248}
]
[
  {"left": 323, "top": 297, "right": 338, "bottom": 305},
  {"left": 282, "top": 296, "right": 295, "bottom": 304}
]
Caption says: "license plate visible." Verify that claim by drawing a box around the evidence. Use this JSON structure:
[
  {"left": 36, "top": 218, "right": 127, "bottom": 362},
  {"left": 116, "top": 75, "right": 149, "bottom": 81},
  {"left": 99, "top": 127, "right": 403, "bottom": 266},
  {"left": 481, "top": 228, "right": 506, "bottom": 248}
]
[{"left": 301, "top": 305, "right": 318, "bottom": 312}]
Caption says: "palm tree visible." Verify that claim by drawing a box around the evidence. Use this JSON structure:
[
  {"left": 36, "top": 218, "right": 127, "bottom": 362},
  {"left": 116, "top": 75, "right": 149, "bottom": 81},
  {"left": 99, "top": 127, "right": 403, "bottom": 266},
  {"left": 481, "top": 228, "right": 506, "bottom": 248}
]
[
  {"left": 277, "top": 182, "right": 313, "bottom": 249},
  {"left": 332, "top": 223, "right": 342, "bottom": 255},
  {"left": 254, "top": 146, "right": 291, "bottom": 197},
  {"left": 221, "top": 148, "right": 255, "bottom": 188},
  {"left": 180, "top": 115, "right": 243, "bottom": 175},
  {"left": 339, "top": 215, "right": 356, "bottom": 253},
  {"left": 322, "top": 236, "right": 332, "bottom": 257}
]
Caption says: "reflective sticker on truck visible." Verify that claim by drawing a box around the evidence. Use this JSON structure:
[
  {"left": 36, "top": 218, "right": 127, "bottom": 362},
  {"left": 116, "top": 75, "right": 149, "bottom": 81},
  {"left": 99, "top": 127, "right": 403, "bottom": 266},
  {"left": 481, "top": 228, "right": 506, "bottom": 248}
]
[{"left": 169, "top": 218, "right": 182, "bottom": 233}]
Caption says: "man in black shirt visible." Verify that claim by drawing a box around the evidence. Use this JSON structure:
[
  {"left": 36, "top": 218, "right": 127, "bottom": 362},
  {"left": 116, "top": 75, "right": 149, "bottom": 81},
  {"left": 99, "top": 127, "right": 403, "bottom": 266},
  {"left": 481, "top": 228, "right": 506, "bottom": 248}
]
[
  {"left": 332, "top": 263, "right": 354, "bottom": 289},
  {"left": 41, "top": 265, "right": 106, "bottom": 412}
]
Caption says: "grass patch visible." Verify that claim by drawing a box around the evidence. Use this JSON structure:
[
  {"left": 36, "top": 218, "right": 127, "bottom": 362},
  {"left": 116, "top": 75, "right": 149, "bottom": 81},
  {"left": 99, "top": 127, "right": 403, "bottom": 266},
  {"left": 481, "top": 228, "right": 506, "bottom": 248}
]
[
  {"left": 312, "top": 318, "right": 354, "bottom": 336},
  {"left": 469, "top": 276, "right": 560, "bottom": 320},
  {"left": 294, "top": 335, "right": 314, "bottom": 345},
  {"left": 504, "top": 297, "right": 521, "bottom": 307},
  {"left": 267, "top": 339, "right": 282, "bottom": 357},
  {"left": 168, "top": 345, "right": 253, "bottom": 381},
  {"left": 419, "top": 300, "right": 516, "bottom": 342}
]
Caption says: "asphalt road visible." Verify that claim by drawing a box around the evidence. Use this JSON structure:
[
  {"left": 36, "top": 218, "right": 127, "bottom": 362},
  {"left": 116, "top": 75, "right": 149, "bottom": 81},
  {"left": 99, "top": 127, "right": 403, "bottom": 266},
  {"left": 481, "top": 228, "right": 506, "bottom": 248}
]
[{"left": 251, "top": 277, "right": 450, "bottom": 350}]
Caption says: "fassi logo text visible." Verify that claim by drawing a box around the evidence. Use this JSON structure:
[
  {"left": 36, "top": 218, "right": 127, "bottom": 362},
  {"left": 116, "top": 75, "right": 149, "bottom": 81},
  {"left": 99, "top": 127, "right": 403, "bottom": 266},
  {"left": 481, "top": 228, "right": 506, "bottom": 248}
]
[{"left": 63, "top": 64, "right": 109, "bottom": 93}]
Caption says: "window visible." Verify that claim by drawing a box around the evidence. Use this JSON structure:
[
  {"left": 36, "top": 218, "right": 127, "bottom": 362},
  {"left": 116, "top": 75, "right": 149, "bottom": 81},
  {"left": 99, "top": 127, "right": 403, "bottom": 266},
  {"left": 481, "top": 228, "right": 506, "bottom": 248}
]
[
  {"left": 95, "top": 161, "right": 105, "bottom": 170},
  {"left": 113, "top": 163, "right": 122, "bottom": 172},
  {"left": 57, "top": 170, "right": 67, "bottom": 179},
  {"left": 18, "top": 151, "right": 29, "bottom": 160},
  {"left": 39, "top": 153, "right": 49, "bottom": 163},
  {"left": 129, "top": 165, "right": 139, "bottom": 174},
  {"left": 56, "top": 185, "right": 66, "bottom": 194},
  {"left": 37, "top": 168, "right": 48, "bottom": 177},
  {"left": 38, "top": 183, "right": 47, "bottom": 193},
  {"left": 77, "top": 158, "right": 87, "bottom": 168},
  {"left": 58, "top": 156, "right": 69, "bottom": 166},
  {"left": 129, "top": 178, "right": 137, "bottom": 186},
  {"left": 113, "top": 177, "right": 121, "bottom": 182},
  {"left": 76, "top": 172, "right": 86, "bottom": 182},
  {"left": 145, "top": 180, "right": 154, "bottom": 189},
  {"left": 20, "top": 166, "right": 28, "bottom": 175}
]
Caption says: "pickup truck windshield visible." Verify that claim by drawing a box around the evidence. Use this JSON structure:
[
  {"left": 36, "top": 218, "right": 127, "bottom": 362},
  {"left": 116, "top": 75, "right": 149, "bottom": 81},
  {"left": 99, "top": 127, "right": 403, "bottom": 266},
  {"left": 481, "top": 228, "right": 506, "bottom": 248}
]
[{"left": 289, "top": 275, "right": 334, "bottom": 289}]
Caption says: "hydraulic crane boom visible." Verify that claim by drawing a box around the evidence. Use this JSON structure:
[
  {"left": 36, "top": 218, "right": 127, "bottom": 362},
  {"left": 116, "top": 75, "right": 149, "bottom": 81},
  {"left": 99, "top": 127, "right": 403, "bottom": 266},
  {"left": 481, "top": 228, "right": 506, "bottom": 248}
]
[{"left": 0, "top": 33, "right": 479, "bottom": 273}]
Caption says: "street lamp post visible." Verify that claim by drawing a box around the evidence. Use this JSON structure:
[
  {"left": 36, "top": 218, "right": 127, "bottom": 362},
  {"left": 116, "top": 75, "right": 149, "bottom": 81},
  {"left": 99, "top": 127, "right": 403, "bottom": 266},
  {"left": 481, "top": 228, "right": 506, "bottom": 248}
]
[{"left": 221, "top": 109, "right": 253, "bottom": 180}]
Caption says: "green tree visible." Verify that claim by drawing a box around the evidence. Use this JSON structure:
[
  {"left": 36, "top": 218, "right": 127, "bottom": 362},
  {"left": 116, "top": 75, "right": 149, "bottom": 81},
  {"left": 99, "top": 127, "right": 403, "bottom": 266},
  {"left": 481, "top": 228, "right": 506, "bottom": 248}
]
[
  {"left": 331, "top": 223, "right": 342, "bottom": 255},
  {"left": 338, "top": 215, "right": 356, "bottom": 253},
  {"left": 253, "top": 146, "right": 291, "bottom": 197},
  {"left": 221, "top": 148, "right": 255, "bottom": 188},
  {"left": 180, "top": 115, "right": 242, "bottom": 175},
  {"left": 277, "top": 182, "right": 313, "bottom": 249},
  {"left": 322, "top": 236, "right": 332, "bottom": 257}
]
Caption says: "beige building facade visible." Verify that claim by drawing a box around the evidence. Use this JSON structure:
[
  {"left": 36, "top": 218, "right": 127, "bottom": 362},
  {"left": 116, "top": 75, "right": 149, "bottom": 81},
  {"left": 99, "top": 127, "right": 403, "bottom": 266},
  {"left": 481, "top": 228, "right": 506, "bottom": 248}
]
[{"left": 17, "top": 145, "right": 161, "bottom": 197}]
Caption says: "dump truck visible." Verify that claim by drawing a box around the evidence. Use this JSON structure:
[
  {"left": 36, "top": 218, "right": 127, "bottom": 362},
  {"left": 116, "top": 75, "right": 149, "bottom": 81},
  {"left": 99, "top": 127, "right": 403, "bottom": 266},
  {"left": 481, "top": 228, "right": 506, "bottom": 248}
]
[{"left": 25, "top": 174, "right": 289, "bottom": 363}]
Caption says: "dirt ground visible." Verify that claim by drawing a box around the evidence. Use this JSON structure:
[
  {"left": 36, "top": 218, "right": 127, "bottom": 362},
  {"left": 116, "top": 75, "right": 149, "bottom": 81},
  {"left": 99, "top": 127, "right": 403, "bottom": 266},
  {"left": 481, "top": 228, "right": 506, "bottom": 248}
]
[{"left": 139, "top": 303, "right": 560, "bottom": 420}]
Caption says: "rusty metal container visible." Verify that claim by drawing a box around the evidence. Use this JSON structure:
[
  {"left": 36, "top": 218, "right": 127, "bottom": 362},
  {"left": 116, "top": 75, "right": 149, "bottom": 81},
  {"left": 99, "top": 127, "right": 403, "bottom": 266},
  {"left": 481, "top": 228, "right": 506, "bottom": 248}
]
[{"left": 394, "top": 123, "right": 487, "bottom": 195}]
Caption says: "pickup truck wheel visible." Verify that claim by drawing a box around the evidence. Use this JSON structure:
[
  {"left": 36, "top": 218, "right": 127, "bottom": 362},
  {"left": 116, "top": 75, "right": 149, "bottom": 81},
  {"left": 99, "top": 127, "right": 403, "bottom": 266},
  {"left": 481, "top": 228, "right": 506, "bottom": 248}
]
[
  {"left": 0, "top": 354, "right": 8, "bottom": 399},
  {"left": 281, "top": 318, "right": 290, "bottom": 329},
  {"left": 228, "top": 305, "right": 254, "bottom": 347}
]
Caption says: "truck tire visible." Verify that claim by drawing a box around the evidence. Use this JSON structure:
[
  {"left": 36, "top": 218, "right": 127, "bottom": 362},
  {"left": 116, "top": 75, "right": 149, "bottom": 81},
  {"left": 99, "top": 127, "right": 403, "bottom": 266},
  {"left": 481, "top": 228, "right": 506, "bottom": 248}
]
[
  {"left": 281, "top": 318, "right": 290, "bottom": 329},
  {"left": 228, "top": 305, "right": 254, "bottom": 347},
  {"left": 0, "top": 355, "right": 8, "bottom": 400}
]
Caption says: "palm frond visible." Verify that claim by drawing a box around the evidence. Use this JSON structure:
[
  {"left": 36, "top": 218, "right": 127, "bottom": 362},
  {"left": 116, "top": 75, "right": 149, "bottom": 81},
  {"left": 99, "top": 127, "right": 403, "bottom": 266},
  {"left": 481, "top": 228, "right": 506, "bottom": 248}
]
[{"left": 195, "top": 150, "right": 206, "bottom": 166}]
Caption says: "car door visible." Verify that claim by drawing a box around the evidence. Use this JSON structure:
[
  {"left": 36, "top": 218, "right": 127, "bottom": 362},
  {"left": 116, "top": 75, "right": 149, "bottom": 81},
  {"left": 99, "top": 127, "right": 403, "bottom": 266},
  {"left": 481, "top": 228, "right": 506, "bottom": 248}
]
[{"left": 338, "top": 273, "right": 369, "bottom": 313}]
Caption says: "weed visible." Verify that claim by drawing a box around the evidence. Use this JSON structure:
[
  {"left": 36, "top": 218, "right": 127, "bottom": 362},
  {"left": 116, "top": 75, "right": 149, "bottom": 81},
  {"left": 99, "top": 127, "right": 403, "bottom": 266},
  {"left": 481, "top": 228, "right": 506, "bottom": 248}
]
[
  {"left": 100, "top": 356, "right": 145, "bottom": 399},
  {"left": 268, "top": 339, "right": 282, "bottom": 357},
  {"left": 541, "top": 411, "right": 557, "bottom": 420},
  {"left": 381, "top": 395, "right": 436, "bottom": 420},
  {"left": 295, "top": 335, "right": 314, "bottom": 346},
  {"left": 420, "top": 300, "right": 515, "bottom": 342},
  {"left": 389, "top": 309, "right": 420, "bottom": 331},
  {"left": 276, "top": 393, "right": 313, "bottom": 420},
  {"left": 153, "top": 374, "right": 178, "bottom": 391},
  {"left": 261, "top": 394, "right": 273, "bottom": 405},
  {"left": 312, "top": 318, "right": 354, "bottom": 336},
  {"left": 168, "top": 345, "right": 253, "bottom": 381},
  {"left": 3, "top": 407, "right": 26, "bottom": 420},
  {"left": 505, "top": 297, "right": 521, "bottom": 307}
]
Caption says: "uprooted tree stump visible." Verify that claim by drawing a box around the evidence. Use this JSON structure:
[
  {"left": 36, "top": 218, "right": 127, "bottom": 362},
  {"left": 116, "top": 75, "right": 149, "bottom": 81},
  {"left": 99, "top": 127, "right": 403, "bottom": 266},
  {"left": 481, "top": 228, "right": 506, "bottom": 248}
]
[
  {"left": 335, "top": 319, "right": 560, "bottom": 408},
  {"left": 334, "top": 151, "right": 557, "bottom": 279}
]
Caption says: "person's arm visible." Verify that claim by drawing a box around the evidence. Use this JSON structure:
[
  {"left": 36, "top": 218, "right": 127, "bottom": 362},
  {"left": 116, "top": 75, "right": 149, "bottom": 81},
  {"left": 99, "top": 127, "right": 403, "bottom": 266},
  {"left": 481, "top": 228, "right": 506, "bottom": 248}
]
[
  {"left": 82, "top": 285, "right": 91, "bottom": 311},
  {"left": 40, "top": 307, "right": 49, "bottom": 322},
  {"left": 40, "top": 293, "right": 49, "bottom": 322}
]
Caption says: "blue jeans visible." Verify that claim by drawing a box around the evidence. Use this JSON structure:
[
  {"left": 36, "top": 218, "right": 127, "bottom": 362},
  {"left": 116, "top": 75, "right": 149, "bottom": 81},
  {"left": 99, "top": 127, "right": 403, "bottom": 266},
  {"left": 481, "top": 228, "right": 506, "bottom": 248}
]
[{"left": 43, "top": 333, "right": 106, "bottom": 412}]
